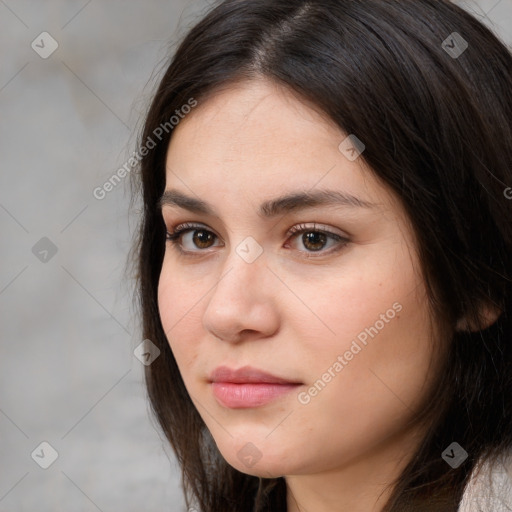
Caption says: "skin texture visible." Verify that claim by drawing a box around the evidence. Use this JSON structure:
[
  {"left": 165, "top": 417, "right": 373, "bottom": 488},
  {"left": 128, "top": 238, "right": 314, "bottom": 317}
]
[{"left": 157, "top": 78, "right": 446, "bottom": 512}]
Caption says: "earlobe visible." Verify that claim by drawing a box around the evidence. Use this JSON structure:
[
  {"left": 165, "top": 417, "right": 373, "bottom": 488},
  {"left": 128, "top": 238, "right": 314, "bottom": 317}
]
[{"left": 456, "top": 302, "right": 503, "bottom": 332}]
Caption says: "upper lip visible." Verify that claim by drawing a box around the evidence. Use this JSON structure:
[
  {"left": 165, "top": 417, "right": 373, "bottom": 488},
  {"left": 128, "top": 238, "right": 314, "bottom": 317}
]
[{"left": 209, "top": 365, "right": 301, "bottom": 384}]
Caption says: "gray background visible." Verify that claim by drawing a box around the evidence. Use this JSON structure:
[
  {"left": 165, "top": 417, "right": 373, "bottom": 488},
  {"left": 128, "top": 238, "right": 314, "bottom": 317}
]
[{"left": 0, "top": 1, "right": 511, "bottom": 511}]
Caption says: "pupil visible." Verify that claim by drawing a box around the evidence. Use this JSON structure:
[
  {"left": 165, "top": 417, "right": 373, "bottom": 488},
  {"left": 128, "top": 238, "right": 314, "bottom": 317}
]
[
  {"left": 304, "top": 232, "right": 326, "bottom": 251},
  {"left": 194, "top": 230, "right": 213, "bottom": 248}
]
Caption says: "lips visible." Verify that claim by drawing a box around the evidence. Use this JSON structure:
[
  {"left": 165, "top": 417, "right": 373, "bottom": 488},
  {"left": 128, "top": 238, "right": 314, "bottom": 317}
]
[
  {"left": 209, "top": 366, "right": 302, "bottom": 408},
  {"left": 209, "top": 365, "right": 301, "bottom": 385}
]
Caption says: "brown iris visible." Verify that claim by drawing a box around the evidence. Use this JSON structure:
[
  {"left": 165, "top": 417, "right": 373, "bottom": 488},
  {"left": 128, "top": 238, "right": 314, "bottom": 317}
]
[
  {"left": 193, "top": 230, "right": 215, "bottom": 249},
  {"left": 302, "top": 231, "right": 327, "bottom": 251}
]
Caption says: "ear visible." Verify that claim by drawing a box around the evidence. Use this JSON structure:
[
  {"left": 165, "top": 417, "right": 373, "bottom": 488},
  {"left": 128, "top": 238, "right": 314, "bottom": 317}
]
[{"left": 456, "top": 301, "right": 502, "bottom": 332}]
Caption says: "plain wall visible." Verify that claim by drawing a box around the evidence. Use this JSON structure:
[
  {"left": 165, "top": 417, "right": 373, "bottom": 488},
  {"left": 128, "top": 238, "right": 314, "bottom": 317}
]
[{"left": 0, "top": 1, "right": 511, "bottom": 511}]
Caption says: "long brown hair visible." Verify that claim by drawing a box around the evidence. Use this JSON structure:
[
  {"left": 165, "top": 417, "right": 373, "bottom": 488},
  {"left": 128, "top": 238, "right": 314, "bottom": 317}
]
[{"left": 127, "top": 1, "right": 512, "bottom": 510}]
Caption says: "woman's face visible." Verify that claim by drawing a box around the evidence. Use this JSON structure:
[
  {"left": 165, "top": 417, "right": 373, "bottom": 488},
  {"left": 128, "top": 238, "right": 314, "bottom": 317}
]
[{"left": 157, "top": 78, "right": 442, "bottom": 478}]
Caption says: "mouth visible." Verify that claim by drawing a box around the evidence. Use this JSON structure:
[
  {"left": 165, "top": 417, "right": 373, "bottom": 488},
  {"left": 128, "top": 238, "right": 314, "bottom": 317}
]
[{"left": 209, "top": 365, "right": 303, "bottom": 409}]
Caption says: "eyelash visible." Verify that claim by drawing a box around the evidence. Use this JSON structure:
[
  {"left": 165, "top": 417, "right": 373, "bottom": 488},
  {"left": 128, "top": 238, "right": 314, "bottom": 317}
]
[{"left": 164, "top": 222, "right": 350, "bottom": 259}]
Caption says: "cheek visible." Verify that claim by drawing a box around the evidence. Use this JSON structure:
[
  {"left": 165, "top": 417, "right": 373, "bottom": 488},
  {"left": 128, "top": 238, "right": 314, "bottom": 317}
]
[
  {"left": 285, "top": 249, "right": 418, "bottom": 354},
  {"left": 292, "top": 241, "right": 435, "bottom": 405},
  {"left": 273, "top": 279, "right": 435, "bottom": 473},
  {"left": 157, "top": 270, "right": 203, "bottom": 373}
]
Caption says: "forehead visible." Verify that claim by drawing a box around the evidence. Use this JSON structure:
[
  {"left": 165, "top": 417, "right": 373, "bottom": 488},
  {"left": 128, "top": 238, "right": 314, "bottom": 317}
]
[
  {"left": 167, "top": 78, "right": 340, "bottom": 154},
  {"left": 164, "top": 78, "right": 398, "bottom": 214}
]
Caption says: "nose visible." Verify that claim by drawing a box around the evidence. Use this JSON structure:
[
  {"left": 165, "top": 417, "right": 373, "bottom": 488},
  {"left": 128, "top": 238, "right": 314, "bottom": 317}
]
[{"left": 202, "top": 244, "right": 280, "bottom": 344}]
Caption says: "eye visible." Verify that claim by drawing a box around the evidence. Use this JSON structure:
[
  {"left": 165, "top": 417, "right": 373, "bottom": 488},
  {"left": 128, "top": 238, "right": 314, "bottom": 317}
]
[
  {"left": 164, "top": 222, "right": 350, "bottom": 258},
  {"left": 165, "top": 223, "right": 221, "bottom": 254},
  {"left": 284, "top": 223, "right": 349, "bottom": 257}
]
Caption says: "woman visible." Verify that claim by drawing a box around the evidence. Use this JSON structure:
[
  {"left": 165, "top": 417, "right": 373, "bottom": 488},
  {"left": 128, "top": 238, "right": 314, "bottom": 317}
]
[{"left": 127, "top": 0, "right": 512, "bottom": 510}]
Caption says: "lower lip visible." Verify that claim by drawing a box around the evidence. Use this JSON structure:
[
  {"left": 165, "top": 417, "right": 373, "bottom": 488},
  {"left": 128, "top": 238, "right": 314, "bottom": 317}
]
[{"left": 211, "top": 382, "right": 301, "bottom": 408}]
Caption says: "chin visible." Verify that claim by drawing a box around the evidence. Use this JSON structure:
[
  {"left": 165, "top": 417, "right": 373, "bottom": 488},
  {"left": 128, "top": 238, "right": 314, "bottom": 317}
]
[
  {"left": 226, "top": 458, "right": 288, "bottom": 479},
  {"left": 216, "top": 441, "right": 296, "bottom": 478}
]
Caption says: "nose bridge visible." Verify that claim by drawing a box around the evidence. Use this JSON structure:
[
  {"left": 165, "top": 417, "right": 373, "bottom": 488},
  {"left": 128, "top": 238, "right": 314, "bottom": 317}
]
[
  {"left": 215, "top": 235, "right": 267, "bottom": 296},
  {"left": 201, "top": 235, "right": 277, "bottom": 340}
]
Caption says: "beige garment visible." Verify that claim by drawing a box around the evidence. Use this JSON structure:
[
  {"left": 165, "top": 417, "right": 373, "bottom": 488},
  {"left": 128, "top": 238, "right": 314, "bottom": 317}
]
[{"left": 458, "top": 452, "right": 512, "bottom": 511}]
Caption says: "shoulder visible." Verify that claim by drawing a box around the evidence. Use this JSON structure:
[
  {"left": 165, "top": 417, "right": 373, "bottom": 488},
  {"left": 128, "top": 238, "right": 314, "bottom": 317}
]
[{"left": 458, "top": 450, "right": 512, "bottom": 512}]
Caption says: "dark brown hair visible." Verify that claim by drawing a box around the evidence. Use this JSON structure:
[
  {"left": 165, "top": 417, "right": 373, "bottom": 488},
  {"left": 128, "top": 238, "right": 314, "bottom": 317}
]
[{"left": 127, "top": 0, "right": 512, "bottom": 510}]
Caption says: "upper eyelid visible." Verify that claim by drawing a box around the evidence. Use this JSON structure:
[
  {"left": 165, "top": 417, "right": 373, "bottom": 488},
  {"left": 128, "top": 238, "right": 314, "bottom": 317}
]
[
  {"left": 167, "top": 222, "right": 345, "bottom": 238},
  {"left": 171, "top": 222, "right": 221, "bottom": 238}
]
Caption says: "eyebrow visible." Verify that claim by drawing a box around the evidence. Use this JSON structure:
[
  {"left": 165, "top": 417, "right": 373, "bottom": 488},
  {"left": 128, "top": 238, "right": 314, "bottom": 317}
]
[{"left": 159, "top": 188, "right": 377, "bottom": 218}]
